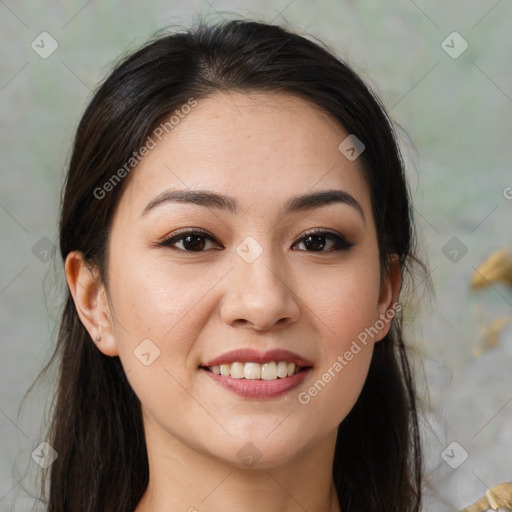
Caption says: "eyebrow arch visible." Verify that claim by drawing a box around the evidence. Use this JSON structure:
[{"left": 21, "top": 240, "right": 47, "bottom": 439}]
[{"left": 141, "top": 188, "right": 365, "bottom": 223}]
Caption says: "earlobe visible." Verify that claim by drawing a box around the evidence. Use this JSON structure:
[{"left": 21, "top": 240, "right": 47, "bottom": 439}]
[
  {"left": 374, "top": 254, "right": 402, "bottom": 342},
  {"left": 64, "top": 251, "right": 119, "bottom": 357}
]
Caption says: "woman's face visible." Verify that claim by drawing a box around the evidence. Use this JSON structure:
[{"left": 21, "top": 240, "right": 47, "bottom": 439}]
[{"left": 90, "top": 91, "right": 399, "bottom": 468}]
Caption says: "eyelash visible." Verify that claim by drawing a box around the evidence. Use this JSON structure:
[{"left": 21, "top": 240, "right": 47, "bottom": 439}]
[{"left": 157, "top": 227, "right": 354, "bottom": 253}]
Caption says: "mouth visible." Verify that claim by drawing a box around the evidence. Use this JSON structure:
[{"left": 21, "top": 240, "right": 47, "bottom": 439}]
[
  {"left": 199, "top": 361, "right": 311, "bottom": 380},
  {"left": 198, "top": 348, "right": 314, "bottom": 399},
  {"left": 199, "top": 364, "right": 313, "bottom": 399}
]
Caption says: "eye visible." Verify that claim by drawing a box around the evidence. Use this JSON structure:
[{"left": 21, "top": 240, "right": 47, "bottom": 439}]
[
  {"left": 292, "top": 229, "right": 354, "bottom": 253},
  {"left": 157, "top": 228, "right": 354, "bottom": 253},
  {"left": 158, "top": 228, "right": 221, "bottom": 252}
]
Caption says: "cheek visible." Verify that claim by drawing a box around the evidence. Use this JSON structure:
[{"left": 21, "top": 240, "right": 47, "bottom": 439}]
[
  {"left": 296, "top": 314, "right": 375, "bottom": 433},
  {"left": 106, "top": 255, "right": 206, "bottom": 385},
  {"left": 109, "top": 252, "right": 205, "bottom": 335},
  {"left": 302, "top": 350, "right": 372, "bottom": 440},
  {"left": 295, "top": 260, "right": 380, "bottom": 420},
  {"left": 305, "top": 258, "right": 381, "bottom": 339}
]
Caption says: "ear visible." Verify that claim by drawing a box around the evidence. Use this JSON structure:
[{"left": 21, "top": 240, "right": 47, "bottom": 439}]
[
  {"left": 64, "top": 251, "right": 119, "bottom": 357},
  {"left": 374, "top": 253, "right": 402, "bottom": 342}
]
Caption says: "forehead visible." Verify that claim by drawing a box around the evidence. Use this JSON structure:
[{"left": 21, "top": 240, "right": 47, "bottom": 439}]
[{"left": 117, "top": 91, "right": 372, "bottom": 222}]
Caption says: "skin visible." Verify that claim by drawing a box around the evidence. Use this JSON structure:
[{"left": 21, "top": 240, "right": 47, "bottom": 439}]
[{"left": 66, "top": 91, "right": 401, "bottom": 512}]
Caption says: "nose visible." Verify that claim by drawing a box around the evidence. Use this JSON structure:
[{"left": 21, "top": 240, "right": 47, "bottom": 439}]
[{"left": 219, "top": 239, "right": 301, "bottom": 331}]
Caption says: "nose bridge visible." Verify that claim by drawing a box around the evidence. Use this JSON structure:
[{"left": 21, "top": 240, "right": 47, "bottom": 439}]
[
  {"left": 235, "top": 234, "right": 289, "bottom": 298},
  {"left": 221, "top": 234, "right": 300, "bottom": 329}
]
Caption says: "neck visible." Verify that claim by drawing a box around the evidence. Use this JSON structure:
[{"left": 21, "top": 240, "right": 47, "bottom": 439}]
[{"left": 135, "top": 413, "right": 341, "bottom": 512}]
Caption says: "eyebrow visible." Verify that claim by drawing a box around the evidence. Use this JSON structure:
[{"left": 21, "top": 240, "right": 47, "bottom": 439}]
[{"left": 141, "top": 188, "right": 365, "bottom": 223}]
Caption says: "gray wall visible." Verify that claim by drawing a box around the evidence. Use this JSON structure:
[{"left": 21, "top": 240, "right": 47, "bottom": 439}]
[{"left": 1, "top": 1, "right": 511, "bottom": 510}]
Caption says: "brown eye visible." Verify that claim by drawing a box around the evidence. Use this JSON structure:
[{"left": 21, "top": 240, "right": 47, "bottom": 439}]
[
  {"left": 158, "top": 229, "right": 221, "bottom": 252},
  {"left": 292, "top": 229, "right": 354, "bottom": 253}
]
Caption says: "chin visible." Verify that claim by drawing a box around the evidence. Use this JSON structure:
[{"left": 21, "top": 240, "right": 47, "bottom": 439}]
[{"left": 209, "top": 431, "right": 311, "bottom": 471}]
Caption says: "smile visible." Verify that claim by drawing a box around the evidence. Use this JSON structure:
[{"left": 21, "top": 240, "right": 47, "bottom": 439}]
[
  {"left": 199, "top": 348, "right": 313, "bottom": 398},
  {"left": 205, "top": 361, "right": 303, "bottom": 380},
  {"left": 199, "top": 363, "right": 312, "bottom": 399}
]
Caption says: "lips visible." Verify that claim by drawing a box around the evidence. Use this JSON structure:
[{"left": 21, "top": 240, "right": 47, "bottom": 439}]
[
  {"left": 201, "top": 367, "right": 312, "bottom": 399},
  {"left": 199, "top": 348, "right": 313, "bottom": 399},
  {"left": 200, "top": 348, "right": 314, "bottom": 368}
]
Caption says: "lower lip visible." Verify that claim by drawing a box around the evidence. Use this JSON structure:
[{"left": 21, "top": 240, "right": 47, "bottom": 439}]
[{"left": 200, "top": 367, "right": 312, "bottom": 399}]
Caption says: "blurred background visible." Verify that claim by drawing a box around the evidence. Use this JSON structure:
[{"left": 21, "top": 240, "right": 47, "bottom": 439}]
[{"left": 1, "top": 1, "right": 511, "bottom": 510}]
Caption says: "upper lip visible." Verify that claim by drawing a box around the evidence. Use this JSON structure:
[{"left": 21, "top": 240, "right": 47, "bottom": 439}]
[{"left": 200, "top": 348, "right": 314, "bottom": 368}]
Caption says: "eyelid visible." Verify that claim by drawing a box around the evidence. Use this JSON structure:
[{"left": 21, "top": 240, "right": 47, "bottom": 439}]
[
  {"left": 157, "top": 227, "right": 220, "bottom": 250},
  {"left": 293, "top": 228, "right": 355, "bottom": 251},
  {"left": 157, "top": 227, "right": 354, "bottom": 253},
  {"left": 158, "top": 226, "right": 213, "bottom": 243}
]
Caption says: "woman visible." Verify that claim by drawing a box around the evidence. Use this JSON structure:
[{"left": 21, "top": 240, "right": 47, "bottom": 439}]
[{"left": 36, "top": 18, "right": 431, "bottom": 511}]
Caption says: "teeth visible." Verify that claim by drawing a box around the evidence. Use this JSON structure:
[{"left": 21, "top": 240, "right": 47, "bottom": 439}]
[
  {"left": 261, "top": 361, "right": 277, "bottom": 380},
  {"left": 209, "top": 361, "right": 302, "bottom": 380},
  {"left": 243, "top": 362, "right": 261, "bottom": 380},
  {"left": 231, "top": 362, "right": 244, "bottom": 379},
  {"left": 277, "top": 361, "right": 288, "bottom": 378}
]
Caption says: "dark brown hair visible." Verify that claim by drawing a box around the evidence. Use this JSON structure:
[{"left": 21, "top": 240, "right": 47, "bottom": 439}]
[{"left": 30, "top": 17, "right": 428, "bottom": 511}]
